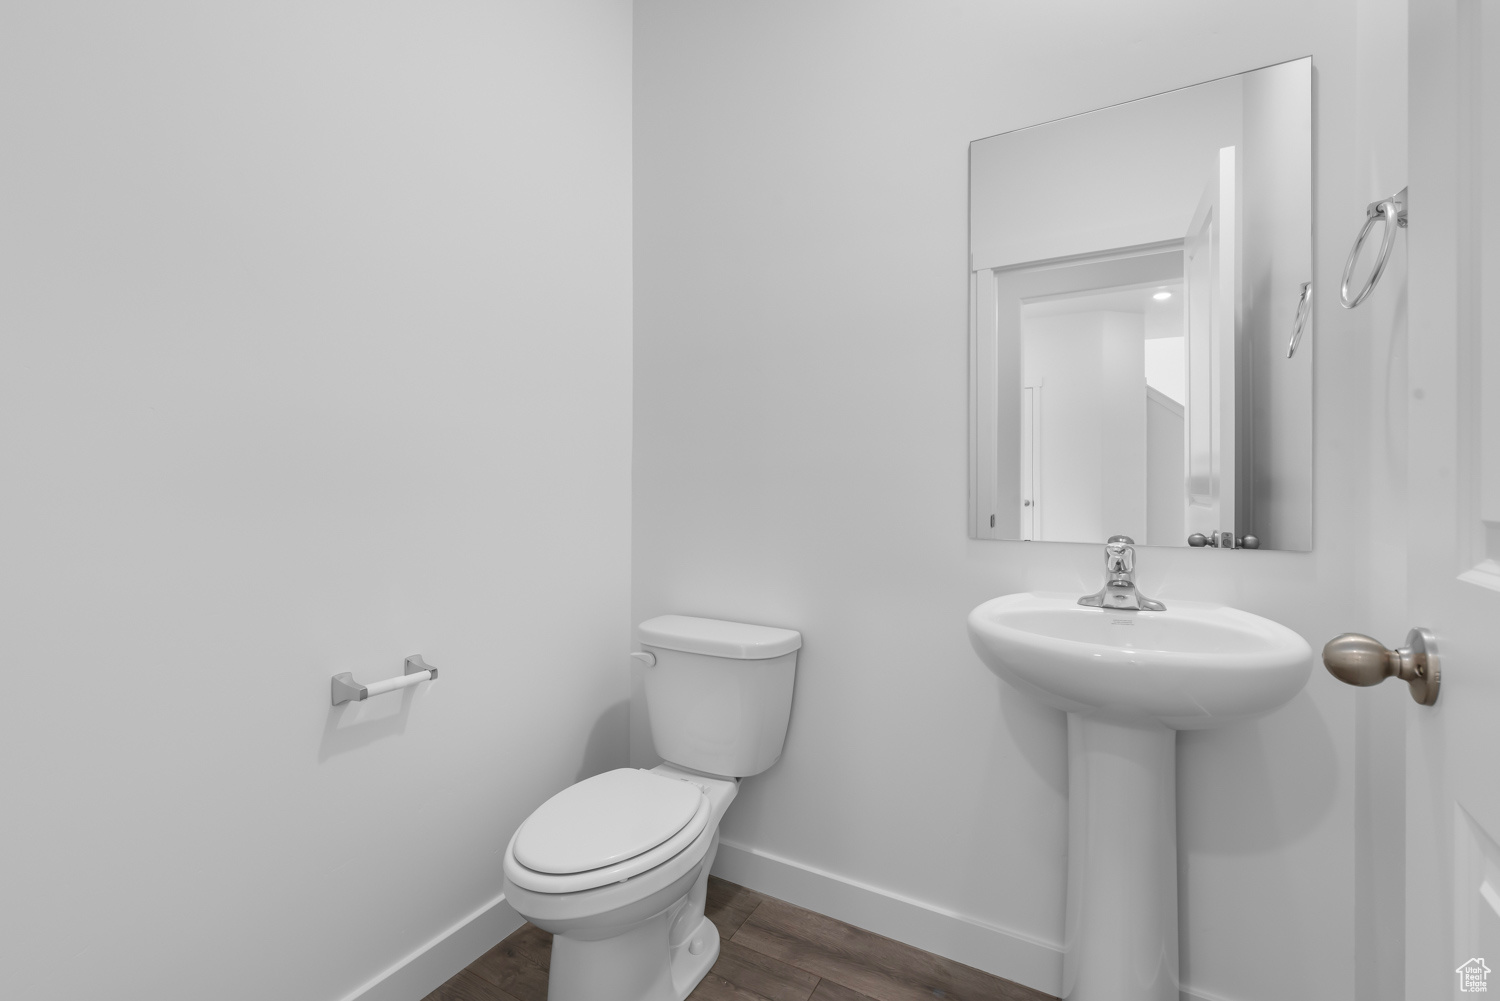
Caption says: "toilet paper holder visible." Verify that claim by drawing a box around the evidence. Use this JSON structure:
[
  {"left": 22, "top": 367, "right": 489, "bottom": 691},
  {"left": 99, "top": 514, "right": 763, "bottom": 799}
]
[{"left": 331, "top": 655, "right": 439, "bottom": 706}]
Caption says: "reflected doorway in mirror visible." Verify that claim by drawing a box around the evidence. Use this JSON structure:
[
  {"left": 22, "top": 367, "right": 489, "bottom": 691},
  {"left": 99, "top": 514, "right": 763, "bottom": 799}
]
[{"left": 968, "top": 56, "right": 1312, "bottom": 550}]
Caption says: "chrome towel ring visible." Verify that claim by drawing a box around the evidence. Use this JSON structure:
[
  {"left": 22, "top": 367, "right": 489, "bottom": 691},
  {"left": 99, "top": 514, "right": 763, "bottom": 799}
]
[
  {"left": 1287, "top": 281, "right": 1312, "bottom": 358},
  {"left": 1340, "top": 187, "right": 1407, "bottom": 308}
]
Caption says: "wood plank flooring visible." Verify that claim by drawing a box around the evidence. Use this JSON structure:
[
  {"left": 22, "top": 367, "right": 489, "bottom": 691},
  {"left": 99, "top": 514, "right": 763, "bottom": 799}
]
[{"left": 421, "top": 877, "right": 1056, "bottom": 1001}]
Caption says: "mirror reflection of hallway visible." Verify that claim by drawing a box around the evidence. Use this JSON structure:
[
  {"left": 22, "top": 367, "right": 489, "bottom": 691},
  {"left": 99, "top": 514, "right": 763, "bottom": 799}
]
[
  {"left": 970, "top": 57, "right": 1311, "bottom": 549},
  {"left": 1020, "top": 276, "right": 1186, "bottom": 546}
]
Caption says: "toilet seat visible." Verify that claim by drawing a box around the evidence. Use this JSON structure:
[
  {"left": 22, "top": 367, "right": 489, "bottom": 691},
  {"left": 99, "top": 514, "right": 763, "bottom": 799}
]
[
  {"left": 515, "top": 769, "right": 706, "bottom": 874},
  {"left": 505, "top": 769, "right": 712, "bottom": 894}
]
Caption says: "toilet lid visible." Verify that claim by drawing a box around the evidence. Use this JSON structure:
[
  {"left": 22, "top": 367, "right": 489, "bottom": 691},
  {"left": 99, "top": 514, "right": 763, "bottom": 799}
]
[{"left": 513, "top": 768, "right": 707, "bottom": 875}]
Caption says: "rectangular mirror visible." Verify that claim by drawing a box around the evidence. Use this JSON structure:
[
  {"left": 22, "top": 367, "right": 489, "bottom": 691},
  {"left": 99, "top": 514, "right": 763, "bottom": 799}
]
[{"left": 969, "top": 58, "right": 1312, "bottom": 550}]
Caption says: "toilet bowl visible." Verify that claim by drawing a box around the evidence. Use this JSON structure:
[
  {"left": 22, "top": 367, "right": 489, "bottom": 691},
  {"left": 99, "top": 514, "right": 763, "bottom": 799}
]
[
  {"left": 501, "top": 615, "right": 801, "bottom": 1001},
  {"left": 502, "top": 764, "right": 736, "bottom": 1001}
]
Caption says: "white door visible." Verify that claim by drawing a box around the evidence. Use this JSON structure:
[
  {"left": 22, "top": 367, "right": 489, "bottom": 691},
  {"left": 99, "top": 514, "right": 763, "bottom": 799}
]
[
  {"left": 1406, "top": 0, "right": 1500, "bottom": 996},
  {"left": 1182, "top": 146, "right": 1238, "bottom": 542}
]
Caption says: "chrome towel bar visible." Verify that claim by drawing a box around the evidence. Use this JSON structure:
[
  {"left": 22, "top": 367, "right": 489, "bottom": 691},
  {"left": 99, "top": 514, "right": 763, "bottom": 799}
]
[
  {"left": 331, "top": 655, "right": 438, "bottom": 706},
  {"left": 1340, "top": 187, "right": 1407, "bottom": 308}
]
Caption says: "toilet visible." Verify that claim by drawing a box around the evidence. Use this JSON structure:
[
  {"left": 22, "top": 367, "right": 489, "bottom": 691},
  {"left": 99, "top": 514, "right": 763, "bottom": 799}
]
[{"left": 501, "top": 614, "right": 801, "bottom": 1001}]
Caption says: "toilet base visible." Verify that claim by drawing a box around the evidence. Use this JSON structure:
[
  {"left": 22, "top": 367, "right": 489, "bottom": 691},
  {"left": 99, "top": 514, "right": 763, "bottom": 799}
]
[
  {"left": 668, "top": 914, "right": 720, "bottom": 999},
  {"left": 548, "top": 910, "right": 719, "bottom": 1001},
  {"left": 506, "top": 771, "right": 738, "bottom": 1001}
]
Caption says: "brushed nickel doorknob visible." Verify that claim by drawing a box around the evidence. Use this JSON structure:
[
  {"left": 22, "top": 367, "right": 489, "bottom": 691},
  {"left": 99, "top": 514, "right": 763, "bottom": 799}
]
[{"left": 1322, "top": 628, "right": 1440, "bottom": 705}]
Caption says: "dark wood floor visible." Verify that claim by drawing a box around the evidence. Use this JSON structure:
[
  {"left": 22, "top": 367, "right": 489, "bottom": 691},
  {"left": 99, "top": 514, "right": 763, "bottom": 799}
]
[{"left": 422, "top": 876, "right": 1056, "bottom": 1001}]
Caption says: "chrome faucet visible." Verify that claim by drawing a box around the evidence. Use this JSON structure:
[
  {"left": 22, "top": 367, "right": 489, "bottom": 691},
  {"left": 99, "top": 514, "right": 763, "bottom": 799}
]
[{"left": 1078, "top": 535, "right": 1165, "bottom": 611}]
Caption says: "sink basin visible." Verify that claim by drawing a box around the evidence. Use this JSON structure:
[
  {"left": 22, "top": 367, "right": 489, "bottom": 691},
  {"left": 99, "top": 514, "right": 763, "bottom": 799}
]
[
  {"left": 967, "top": 591, "right": 1312, "bottom": 728},
  {"left": 966, "top": 591, "right": 1312, "bottom": 1001}
]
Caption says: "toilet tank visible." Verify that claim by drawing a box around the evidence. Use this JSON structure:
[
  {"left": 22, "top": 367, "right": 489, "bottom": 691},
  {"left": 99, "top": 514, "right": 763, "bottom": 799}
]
[{"left": 637, "top": 615, "right": 801, "bottom": 778}]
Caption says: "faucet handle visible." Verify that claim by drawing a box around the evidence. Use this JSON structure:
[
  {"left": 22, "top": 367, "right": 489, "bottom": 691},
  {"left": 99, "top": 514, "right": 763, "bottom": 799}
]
[{"left": 1081, "top": 535, "right": 1163, "bottom": 610}]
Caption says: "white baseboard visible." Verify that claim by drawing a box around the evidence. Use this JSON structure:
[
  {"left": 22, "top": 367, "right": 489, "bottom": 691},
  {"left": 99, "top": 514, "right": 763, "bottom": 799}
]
[
  {"left": 712, "top": 841, "right": 1242, "bottom": 1001},
  {"left": 335, "top": 891, "right": 524, "bottom": 1001},
  {"left": 328, "top": 850, "right": 1235, "bottom": 1001},
  {"left": 711, "top": 839, "right": 1064, "bottom": 998}
]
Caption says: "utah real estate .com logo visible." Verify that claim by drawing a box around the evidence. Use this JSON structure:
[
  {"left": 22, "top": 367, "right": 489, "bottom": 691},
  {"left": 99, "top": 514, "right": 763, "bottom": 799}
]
[{"left": 1459, "top": 958, "right": 1492, "bottom": 992}]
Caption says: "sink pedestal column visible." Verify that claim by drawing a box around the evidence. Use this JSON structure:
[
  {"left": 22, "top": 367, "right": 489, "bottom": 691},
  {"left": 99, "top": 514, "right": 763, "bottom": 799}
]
[{"left": 1064, "top": 713, "right": 1178, "bottom": 1001}]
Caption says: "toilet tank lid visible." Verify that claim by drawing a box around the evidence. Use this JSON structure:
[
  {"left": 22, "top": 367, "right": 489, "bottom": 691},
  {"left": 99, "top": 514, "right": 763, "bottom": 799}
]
[{"left": 638, "top": 615, "right": 802, "bottom": 660}]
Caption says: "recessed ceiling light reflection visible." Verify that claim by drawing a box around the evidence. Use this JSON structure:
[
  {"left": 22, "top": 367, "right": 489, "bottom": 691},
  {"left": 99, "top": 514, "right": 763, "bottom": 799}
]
[{"left": 1152, "top": 291, "right": 1173, "bottom": 301}]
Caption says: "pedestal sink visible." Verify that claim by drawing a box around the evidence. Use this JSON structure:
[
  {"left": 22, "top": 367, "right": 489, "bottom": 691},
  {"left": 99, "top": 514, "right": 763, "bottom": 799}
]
[{"left": 967, "top": 592, "right": 1312, "bottom": 1001}]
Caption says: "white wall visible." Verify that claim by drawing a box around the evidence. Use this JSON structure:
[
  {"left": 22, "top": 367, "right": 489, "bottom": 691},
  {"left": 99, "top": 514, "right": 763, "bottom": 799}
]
[
  {"left": 1024, "top": 313, "right": 1104, "bottom": 542},
  {"left": 634, "top": 3, "right": 1384, "bottom": 1001},
  {"left": 1022, "top": 311, "right": 1148, "bottom": 543},
  {"left": 1147, "top": 388, "right": 1188, "bottom": 547},
  {"left": 0, "top": 3, "right": 633, "bottom": 1000},
  {"left": 1241, "top": 59, "right": 1315, "bottom": 550},
  {"left": 971, "top": 75, "right": 1242, "bottom": 270},
  {"left": 1099, "top": 312, "right": 1149, "bottom": 543},
  {"left": 1350, "top": 0, "right": 1412, "bottom": 997},
  {"left": 1145, "top": 338, "right": 1187, "bottom": 404}
]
